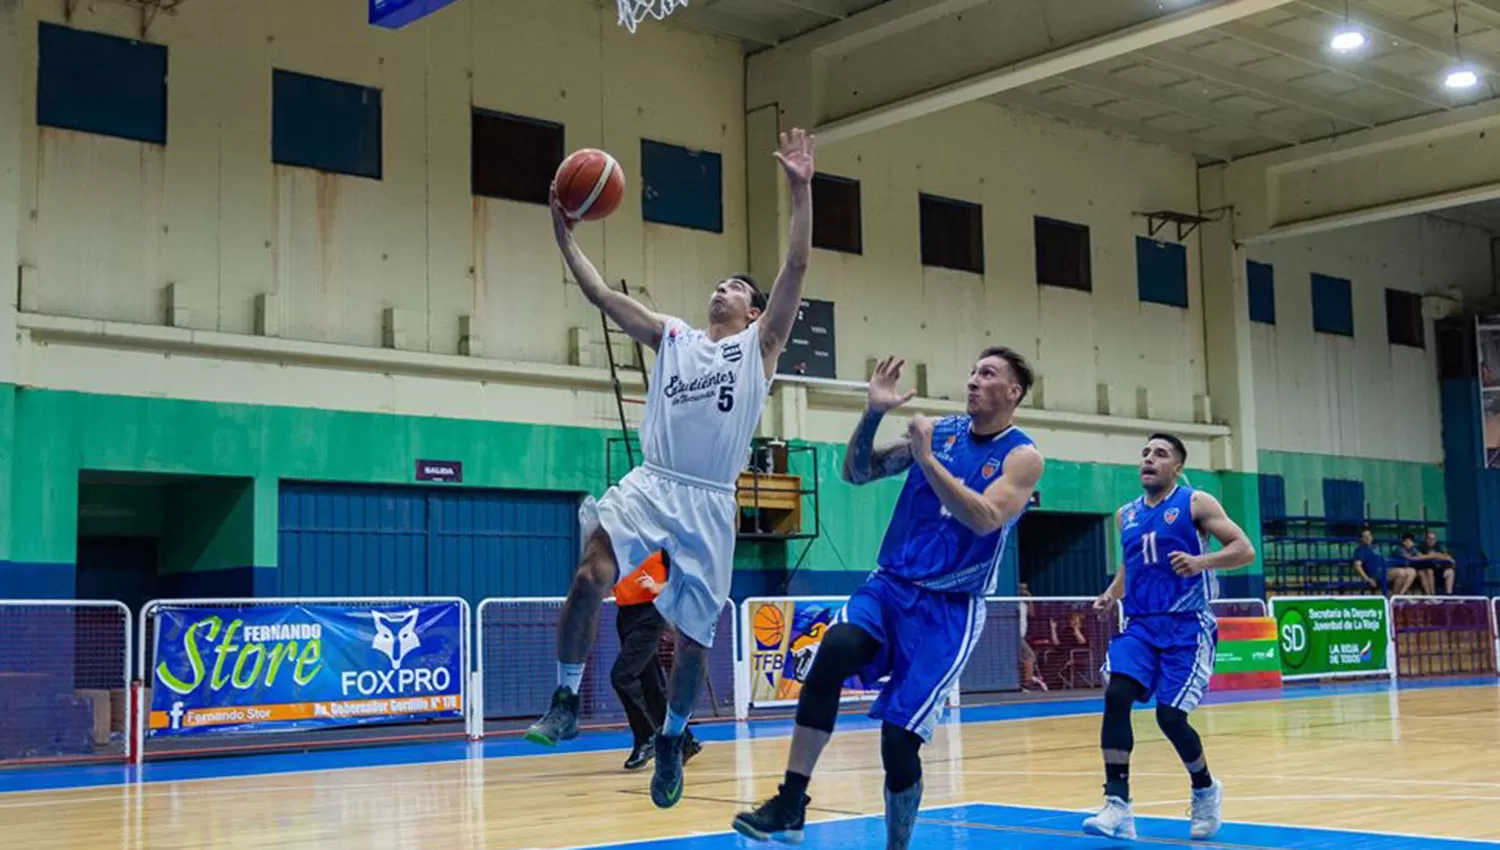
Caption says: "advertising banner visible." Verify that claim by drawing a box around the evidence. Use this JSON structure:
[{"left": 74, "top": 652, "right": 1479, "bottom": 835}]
[
  {"left": 1480, "top": 319, "right": 1500, "bottom": 468},
  {"left": 149, "top": 602, "right": 463, "bottom": 736},
  {"left": 1272, "top": 597, "right": 1389, "bottom": 680},
  {"left": 1210, "top": 617, "right": 1282, "bottom": 691},
  {"left": 745, "top": 598, "right": 881, "bottom": 706}
]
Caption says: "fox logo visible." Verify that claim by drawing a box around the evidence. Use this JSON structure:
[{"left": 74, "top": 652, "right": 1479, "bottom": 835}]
[
  {"left": 370, "top": 609, "right": 422, "bottom": 669},
  {"left": 788, "top": 622, "right": 828, "bottom": 682}
]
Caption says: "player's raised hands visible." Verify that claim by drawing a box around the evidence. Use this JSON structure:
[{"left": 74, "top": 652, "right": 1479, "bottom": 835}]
[
  {"left": 549, "top": 183, "right": 576, "bottom": 243},
  {"left": 867, "top": 356, "right": 917, "bottom": 413},
  {"left": 773, "top": 128, "right": 815, "bottom": 187}
]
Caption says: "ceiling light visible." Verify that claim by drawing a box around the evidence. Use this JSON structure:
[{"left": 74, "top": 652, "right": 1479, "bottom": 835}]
[
  {"left": 1329, "top": 27, "right": 1366, "bottom": 51},
  {"left": 1445, "top": 66, "right": 1479, "bottom": 89}
]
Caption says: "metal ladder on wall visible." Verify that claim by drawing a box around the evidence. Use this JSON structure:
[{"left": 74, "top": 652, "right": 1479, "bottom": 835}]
[{"left": 602, "top": 279, "right": 650, "bottom": 470}]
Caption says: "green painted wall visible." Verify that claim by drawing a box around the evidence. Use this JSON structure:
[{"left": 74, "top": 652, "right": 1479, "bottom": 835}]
[
  {"left": 21, "top": 385, "right": 1460, "bottom": 594},
  {"left": 1257, "top": 450, "right": 1446, "bottom": 523}
]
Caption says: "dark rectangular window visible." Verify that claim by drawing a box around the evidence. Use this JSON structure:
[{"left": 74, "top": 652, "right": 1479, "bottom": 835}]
[
  {"left": 641, "top": 139, "right": 722, "bottom": 233},
  {"left": 37, "top": 22, "right": 167, "bottom": 144},
  {"left": 471, "top": 110, "right": 564, "bottom": 204},
  {"left": 1034, "top": 216, "right": 1091, "bottom": 292},
  {"left": 1311, "top": 272, "right": 1354, "bottom": 337},
  {"left": 1136, "top": 237, "right": 1189, "bottom": 308},
  {"left": 811, "top": 173, "right": 861, "bottom": 254},
  {"left": 919, "top": 194, "right": 983, "bottom": 274},
  {"left": 1386, "top": 288, "right": 1424, "bottom": 348},
  {"left": 1248, "top": 260, "right": 1276, "bottom": 325},
  {"left": 272, "top": 70, "right": 382, "bottom": 180}
]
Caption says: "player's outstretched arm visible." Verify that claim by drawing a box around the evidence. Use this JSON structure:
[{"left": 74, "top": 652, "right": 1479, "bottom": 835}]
[
  {"left": 914, "top": 433, "right": 1044, "bottom": 536},
  {"left": 551, "top": 187, "right": 666, "bottom": 350},
  {"left": 758, "top": 129, "right": 815, "bottom": 379},
  {"left": 843, "top": 356, "right": 918, "bottom": 485},
  {"left": 1171, "top": 491, "right": 1256, "bottom": 575}
]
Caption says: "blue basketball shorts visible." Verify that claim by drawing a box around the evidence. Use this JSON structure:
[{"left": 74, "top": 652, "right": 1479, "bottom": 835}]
[
  {"left": 1104, "top": 611, "right": 1218, "bottom": 713},
  {"left": 839, "top": 571, "right": 987, "bottom": 742}
]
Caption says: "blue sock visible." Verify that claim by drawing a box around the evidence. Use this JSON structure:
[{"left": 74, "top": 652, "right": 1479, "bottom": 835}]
[{"left": 663, "top": 708, "right": 690, "bottom": 737}]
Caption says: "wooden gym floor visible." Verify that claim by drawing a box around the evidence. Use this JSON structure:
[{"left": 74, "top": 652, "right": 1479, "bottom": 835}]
[{"left": 1, "top": 678, "right": 1497, "bottom": 849}]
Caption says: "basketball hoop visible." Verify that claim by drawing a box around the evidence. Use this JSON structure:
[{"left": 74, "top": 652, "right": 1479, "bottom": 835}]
[{"left": 617, "top": 0, "right": 687, "bottom": 32}]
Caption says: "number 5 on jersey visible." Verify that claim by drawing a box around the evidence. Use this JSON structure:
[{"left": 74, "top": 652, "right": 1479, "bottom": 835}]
[{"left": 718, "top": 385, "right": 734, "bottom": 412}]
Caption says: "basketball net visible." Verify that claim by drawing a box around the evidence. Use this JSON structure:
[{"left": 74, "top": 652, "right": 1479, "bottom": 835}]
[{"left": 617, "top": 0, "right": 687, "bottom": 33}]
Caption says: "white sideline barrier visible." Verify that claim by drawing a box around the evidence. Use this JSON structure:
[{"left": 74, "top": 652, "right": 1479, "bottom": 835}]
[
  {"left": 135, "top": 596, "right": 470, "bottom": 763},
  {"left": 473, "top": 596, "right": 738, "bottom": 738},
  {"left": 0, "top": 600, "right": 132, "bottom": 764}
]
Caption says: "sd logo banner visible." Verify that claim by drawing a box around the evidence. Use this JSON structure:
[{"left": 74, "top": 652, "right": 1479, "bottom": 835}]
[{"left": 148, "top": 602, "right": 463, "bottom": 737}]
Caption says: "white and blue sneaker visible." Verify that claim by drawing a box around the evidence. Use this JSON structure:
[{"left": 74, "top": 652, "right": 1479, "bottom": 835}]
[
  {"left": 1189, "top": 779, "right": 1224, "bottom": 840},
  {"left": 1083, "top": 795, "right": 1136, "bottom": 840}
]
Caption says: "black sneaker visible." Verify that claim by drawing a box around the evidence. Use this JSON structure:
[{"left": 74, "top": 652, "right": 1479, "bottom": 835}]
[
  {"left": 649, "top": 733, "right": 686, "bottom": 808},
  {"left": 732, "top": 786, "right": 809, "bottom": 845},
  {"left": 682, "top": 730, "right": 703, "bottom": 765},
  {"left": 523, "top": 687, "right": 580, "bottom": 746},
  {"left": 624, "top": 734, "right": 655, "bottom": 770}
]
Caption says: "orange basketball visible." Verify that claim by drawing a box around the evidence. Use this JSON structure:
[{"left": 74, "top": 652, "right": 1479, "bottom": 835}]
[
  {"left": 554, "top": 148, "right": 625, "bottom": 221},
  {"left": 753, "top": 604, "right": 785, "bottom": 649}
]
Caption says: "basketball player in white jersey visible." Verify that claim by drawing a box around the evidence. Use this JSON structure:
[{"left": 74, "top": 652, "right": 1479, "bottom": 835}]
[{"left": 527, "top": 129, "right": 815, "bottom": 810}]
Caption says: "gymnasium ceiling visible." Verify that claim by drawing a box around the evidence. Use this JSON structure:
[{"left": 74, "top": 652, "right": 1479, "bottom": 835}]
[{"left": 667, "top": 0, "right": 1500, "bottom": 164}]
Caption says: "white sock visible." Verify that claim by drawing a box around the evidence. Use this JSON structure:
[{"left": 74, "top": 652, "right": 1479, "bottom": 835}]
[
  {"left": 663, "top": 708, "right": 690, "bottom": 737},
  {"left": 558, "top": 662, "right": 585, "bottom": 693}
]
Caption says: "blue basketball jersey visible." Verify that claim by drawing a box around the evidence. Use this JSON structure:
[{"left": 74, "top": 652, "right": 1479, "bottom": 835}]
[
  {"left": 876, "top": 416, "right": 1034, "bottom": 595},
  {"left": 1119, "top": 484, "right": 1216, "bottom": 616}
]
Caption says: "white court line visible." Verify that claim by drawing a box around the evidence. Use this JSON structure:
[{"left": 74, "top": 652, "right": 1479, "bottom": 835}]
[
  {"left": 1137, "top": 793, "right": 1500, "bottom": 806},
  {"left": 0, "top": 680, "right": 1487, "bottom": 800},
  {"left": 930, "top": 768, "right": 1500, "bottom": 790},
  {"left": 973, "top": 800, "right": 1500, "bottom": 845}
]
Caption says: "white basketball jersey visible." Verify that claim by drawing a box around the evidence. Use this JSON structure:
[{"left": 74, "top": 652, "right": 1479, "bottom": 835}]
[{"left": 640, "top": 317, "right": 772, "bottom": 487}]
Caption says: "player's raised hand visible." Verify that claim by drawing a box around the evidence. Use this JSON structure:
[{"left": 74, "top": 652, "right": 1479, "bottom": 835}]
[
  {"left": 867, "top": 356, "right": 917, "bottom": 413},
  {"left": 773, "top": 128, "right": 815, "bottom": 187},
  {"left": 549, "top": 183, "right": 576, "bottom": 244}
]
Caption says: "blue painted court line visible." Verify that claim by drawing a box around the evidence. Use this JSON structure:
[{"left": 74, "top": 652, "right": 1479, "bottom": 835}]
[
  {"left": 586, "top": 803, "right": 1500, "bottom": 849},
  {"left": 0, "top": 676, "right": 1492, "bottom": 795}
]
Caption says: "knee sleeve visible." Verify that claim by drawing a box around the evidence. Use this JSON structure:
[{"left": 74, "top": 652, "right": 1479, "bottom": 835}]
[
  {"left": 1155, "top": 705, "right": 1203, "bottom": 763},
  {"left": 794, "top": 623, "right": 879, "bottom": 733},
  {"left": 880, "top": 723, "right": 923, "bottom": 793},
  {"left": 1101, "top": 674, "right": 1145, "bottom": 753}
]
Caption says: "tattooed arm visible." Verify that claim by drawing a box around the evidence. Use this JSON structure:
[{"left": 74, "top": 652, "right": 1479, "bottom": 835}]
[
  {"left": 842, "top": 410, "right": 916, "bottom": 485},
  {"left": 842, "top": 356, "right": 919, "bottom": 485}
]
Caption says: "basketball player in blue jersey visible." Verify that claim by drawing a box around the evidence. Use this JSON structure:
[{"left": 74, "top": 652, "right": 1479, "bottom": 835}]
[
  {"left": 1083, "top": 433, "right": 1254, "bottom": 841},
  {"left": 734, "top": 349, "right": 1044, "bottom": 850}
]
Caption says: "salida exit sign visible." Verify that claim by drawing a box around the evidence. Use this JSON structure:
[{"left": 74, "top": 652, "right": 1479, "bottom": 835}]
[{"left": 415, "top": 460, "right": 463, "bottom": 483}]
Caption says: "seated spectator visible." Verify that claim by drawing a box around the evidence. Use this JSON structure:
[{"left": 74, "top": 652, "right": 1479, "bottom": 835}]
[
  {"left": 1353, "top": 527, "right": 1414, "bottom": 595},
  {"left": 1415, "top": 530, "right": 1457, "bottom": 595},
  {"left": 1389, "top": 532, "right": 1427, "bottom": 594}
]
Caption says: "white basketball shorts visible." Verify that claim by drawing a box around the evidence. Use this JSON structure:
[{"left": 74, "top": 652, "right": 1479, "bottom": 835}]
[{"left": 580, "top": 463, "right": 737, "bottom": 648}]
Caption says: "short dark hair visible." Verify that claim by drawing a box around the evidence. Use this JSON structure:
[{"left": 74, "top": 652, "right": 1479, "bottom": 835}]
[
  {"left": 1401, "top": 530, "right": 1416, "bottom": 542},
  {"left": 729, "top": 273, "right": 767, "bottom": 312},
  {"left": 1147, "top": 432, "right": 1188, "bottom": 464},
  {"left": 978, "top": 346, "right": 1034, "bottom": 402}
]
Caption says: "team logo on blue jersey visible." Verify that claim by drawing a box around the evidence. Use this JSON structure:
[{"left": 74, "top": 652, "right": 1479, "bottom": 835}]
[
  {"left": 1164, "top": 508, "right": 1180, "bottom": 525},
  {"left": 1122, "top": 508, "right": 1138, "bottom": 529},
  {"left": 944, "top": 435, "right": 957, "bottom": 450},
  {"left": 981, "top": 458, "right": 1000, "bottom": 479}
]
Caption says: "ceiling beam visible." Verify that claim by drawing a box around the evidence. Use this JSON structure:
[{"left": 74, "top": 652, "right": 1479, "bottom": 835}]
[
  {"left": 1062, "top": 67, "right": 1305, "bottom": 143},
  {"left": 784, "top": 0, "right": 994, "bottom": 57},
  {"left": 1137, "top": 44, "right": 1375, "bottom": 126},
  {"left": 1461, "top": 0, "right": 1500, "bottom": 27},
  {"left": 997, "top": 91, "right": 1236, "bottom": 161},
  {"left": 675, "top": 6, "right": 781, "bottom": 45},
  {"left": 1217, "top": 21, "right": 1450, "bottom": 107},
  {"left": 810, "top": 0, "right": 1299, "bottom": 144},
  {"left": 765, "top": 0, "right": 848, "bottom": 20},
  {"left": 1299, "top": 0, "right": 1500, "bottom": 77}
]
